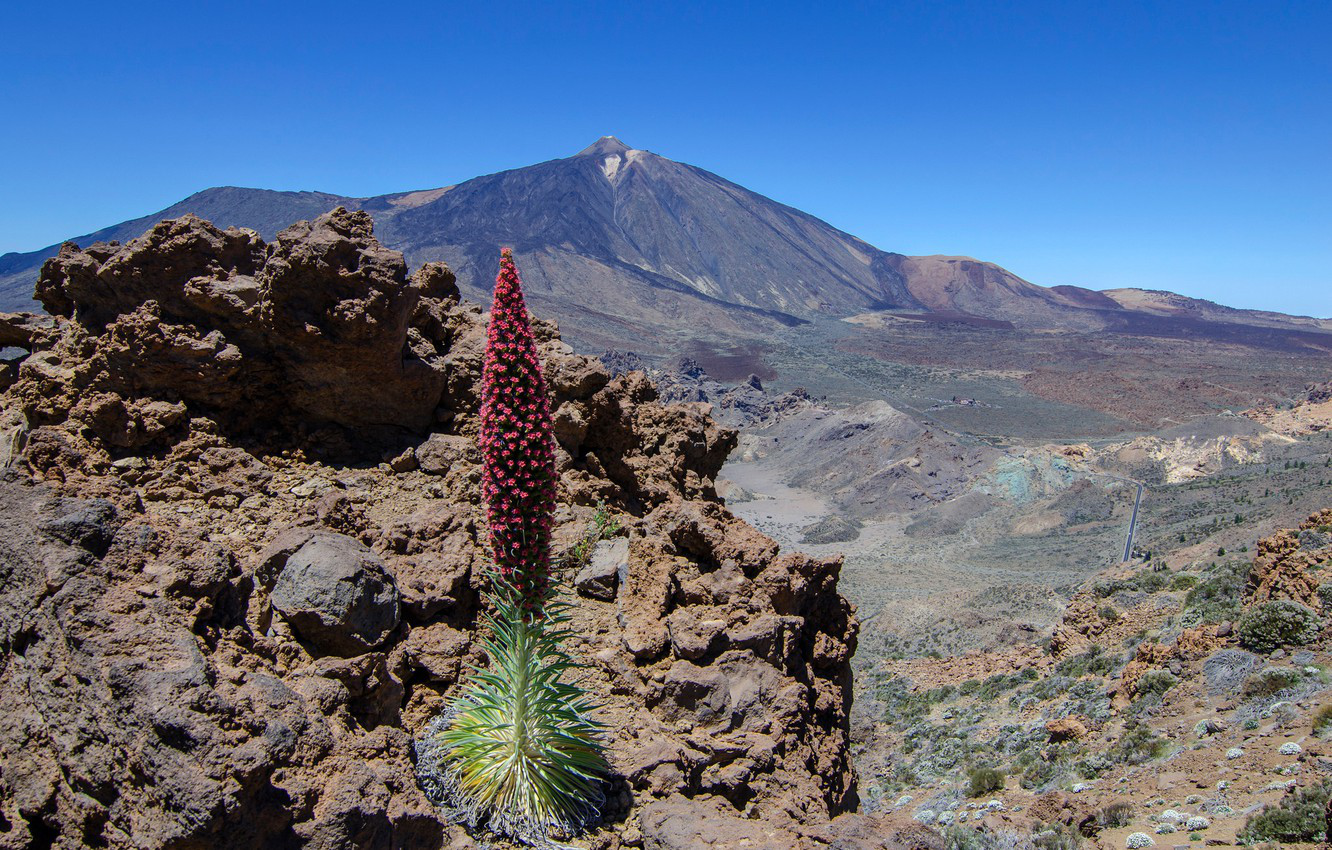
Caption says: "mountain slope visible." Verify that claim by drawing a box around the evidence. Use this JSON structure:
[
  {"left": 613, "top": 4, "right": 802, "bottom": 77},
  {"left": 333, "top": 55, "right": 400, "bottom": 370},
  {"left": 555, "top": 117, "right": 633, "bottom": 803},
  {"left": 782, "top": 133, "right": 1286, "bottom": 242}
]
[
  {"left": 0, "top": 187, "right": 357, "bottom": 292},
  {"left": 378, "top": 137, "right": 923, "bottom": 316},
  {"left": 3, "top": 137, "right": 1327, "bottom": 352},
  {"left": 1104, "top": 287, "right": 1332, "bottom": 332}
]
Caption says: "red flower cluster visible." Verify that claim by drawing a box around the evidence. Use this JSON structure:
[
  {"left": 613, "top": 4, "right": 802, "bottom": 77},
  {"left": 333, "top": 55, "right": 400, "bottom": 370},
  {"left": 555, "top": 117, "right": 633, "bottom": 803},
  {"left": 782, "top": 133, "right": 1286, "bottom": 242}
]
[{"left": 479, "top": 248, "right": 558, "bottom": 609}]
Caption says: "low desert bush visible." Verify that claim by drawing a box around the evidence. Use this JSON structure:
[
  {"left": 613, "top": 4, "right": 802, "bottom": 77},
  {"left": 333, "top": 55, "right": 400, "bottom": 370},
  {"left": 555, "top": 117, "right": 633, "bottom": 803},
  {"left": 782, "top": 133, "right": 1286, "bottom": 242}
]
[
  {"left": 1094, "top": 570, "right": 1169, "bottom": 597},
  {"left": 1238, "top": 780, "right": 1332, "bottom": 843},
  {"left": 1169, "top": 573, "right": 1199, "bottom": 591},
  {"left": 876, "top": 677, "right": 961, "bottom": 727},
  {"left": 1096, "top": 802, "right": 1135, "bottom": 829},
  {"left": 1074, "top": 754, "right": 1113, "bottom": 778},
  {"left": 1317, "top": 582, "right": 1332, "bottom": 610},
  {"left": 1135, "top": 669, "right": 1179, "bottom": 698},
  {"left": 1110, "top": 722, "right": 1168, "bottom": 765},
  {"left": 1243, "top": 667, "right": 1303, "bottom": 698},
  {"left": 969, "top": 766, "right": 1006, "bottom": 798},
  {"left": 1033, "top": 825, "right": 1083, "bottom": 850},
  {"left": 1312, "top": 703, "right": 1332, "bottom": 737},
  {"left": 1237, "top": 601, "right": 1321, "bottom": 653},
  {"left": 1055, "top": 645, "right": 1122, "bottom": 678},
  {"left": 1181, "top": 561, "right": 1247, "bottom": 626}
]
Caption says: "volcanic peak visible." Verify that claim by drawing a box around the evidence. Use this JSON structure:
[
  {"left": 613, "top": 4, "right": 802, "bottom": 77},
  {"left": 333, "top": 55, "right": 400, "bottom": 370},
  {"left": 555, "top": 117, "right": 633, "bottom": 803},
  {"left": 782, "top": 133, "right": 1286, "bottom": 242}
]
[{"left": 576, "top": 135, "right": 634, "bottom": 157}]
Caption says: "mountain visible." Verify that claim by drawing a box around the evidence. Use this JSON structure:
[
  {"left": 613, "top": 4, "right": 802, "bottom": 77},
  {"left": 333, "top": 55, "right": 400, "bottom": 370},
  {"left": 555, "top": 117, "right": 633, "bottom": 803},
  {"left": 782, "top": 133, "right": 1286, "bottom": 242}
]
[
  {"left": 0, "top": 187, "right": 355, "bottom": 279},
  {"left": 3, "top": 136, "right": 1329, "bottom": 354}
]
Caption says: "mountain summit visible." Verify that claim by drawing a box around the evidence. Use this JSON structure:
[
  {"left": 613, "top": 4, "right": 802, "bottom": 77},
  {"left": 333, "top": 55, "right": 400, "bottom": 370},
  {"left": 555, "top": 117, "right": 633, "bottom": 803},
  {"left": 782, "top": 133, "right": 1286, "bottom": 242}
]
[
  {"left": 576, "top": 135, "right": 634, "bottom": 156},
  {"left": 2, "top": 139, "right": 1327, "bottom": 354}
]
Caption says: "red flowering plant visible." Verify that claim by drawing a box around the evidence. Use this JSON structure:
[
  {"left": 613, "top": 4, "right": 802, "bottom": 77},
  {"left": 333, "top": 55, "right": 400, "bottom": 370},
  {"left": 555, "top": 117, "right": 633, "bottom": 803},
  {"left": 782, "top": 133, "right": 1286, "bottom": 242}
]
[
  {"left": 418, "top": 249, "right": 606, "bottom": 845},
  {"left": 479, "top": 247, "right": 558, "bottom": 610}
]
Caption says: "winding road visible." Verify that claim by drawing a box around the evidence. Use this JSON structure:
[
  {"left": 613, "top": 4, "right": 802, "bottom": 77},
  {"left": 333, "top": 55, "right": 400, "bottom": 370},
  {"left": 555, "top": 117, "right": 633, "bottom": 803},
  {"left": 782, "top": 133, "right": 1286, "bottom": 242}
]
[{"left": 1087, "top": 471, "right": 1146, "bottom": 562}]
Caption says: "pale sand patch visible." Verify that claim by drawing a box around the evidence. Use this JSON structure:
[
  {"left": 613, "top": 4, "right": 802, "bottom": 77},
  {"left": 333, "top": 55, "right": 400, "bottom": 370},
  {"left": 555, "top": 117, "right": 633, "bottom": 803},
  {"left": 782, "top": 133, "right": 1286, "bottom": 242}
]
[
  {"left": 722, "top": 458, "right": 831, "bottom": 541},
  {"left": 1012, "top": 510, "right": 1064, "bottom": 535},
  {"left": 843, "top": 240, "right": 872, "bottom": 266},
  {"left": 387, "top": 186, "right": 453, "bottom": 207}
]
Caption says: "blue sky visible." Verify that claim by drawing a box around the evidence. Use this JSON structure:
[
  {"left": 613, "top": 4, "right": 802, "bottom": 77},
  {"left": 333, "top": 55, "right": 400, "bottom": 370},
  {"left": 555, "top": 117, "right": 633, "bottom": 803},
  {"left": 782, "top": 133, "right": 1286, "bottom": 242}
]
[{"left": 2, "top": 1, "right": 1329, "bottom": 315}]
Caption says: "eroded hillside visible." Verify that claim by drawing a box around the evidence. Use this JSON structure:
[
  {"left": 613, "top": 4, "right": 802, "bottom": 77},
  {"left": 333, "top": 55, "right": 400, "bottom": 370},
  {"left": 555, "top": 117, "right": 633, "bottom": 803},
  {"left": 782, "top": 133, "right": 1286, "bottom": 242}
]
[{"left": 852, "top": 511, "right": 1332, "bottom": 850}]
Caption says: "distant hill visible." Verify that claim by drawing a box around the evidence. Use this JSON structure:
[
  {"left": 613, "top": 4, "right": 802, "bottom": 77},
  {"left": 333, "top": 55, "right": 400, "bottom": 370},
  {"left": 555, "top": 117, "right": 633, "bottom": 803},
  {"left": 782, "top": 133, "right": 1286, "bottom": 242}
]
[
  {"left": 4, "top": 136, "right": 1329, "bottom": 352},
  {"left": 0, "top": 187, "right": 356, "bottom": 282}
]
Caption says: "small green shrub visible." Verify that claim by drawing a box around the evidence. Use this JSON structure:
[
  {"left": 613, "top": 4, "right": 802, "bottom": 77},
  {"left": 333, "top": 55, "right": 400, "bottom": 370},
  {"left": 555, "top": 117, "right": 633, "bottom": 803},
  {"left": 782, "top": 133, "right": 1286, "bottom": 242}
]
[
  {"left": 1095, "top": 570, "right": 1170, "bottom": 597},
  {"left": 1237, "top": 600, "right": 1321, "bottom": 653},
  {"left": 1055, "top": 644, "right": 1122, "bottom": 678},
  {"left": 1030, "top": 675, "right": 1074, "bottom": 701},
  {"left": 562, "top": 500, "right": 623, "bottom": 569},
  {"left": 978, "top": 669, "right": 1038, "bottom": 700},
  {"left": 1318, "top": 583, "right": 1332, "bottom": 610},
  {"left": 876, "top": 677, "right": 933, "bottom": 726},
  {"left": 1169, "top": 574, "right": 1199, "bottom": 591},
  {"left": 945, "top": 825, "right": 1076, "bottom": 850},
  {"left": 968, "top": 766, "right": 1005, "bottom": 797},
  {"left": 943, "top": 825, "right": 986, "bottom": 850},
  {"left": 1243, "top": 667, "right": 1303, "bottom": 698},
  {"left": 1110, "top": 722, "right": 1168, "bottom": 765},
  {"left": 1096, "top": 801, "right": 1135, "bottom": 828},
  {"left": 1135, "top": 669, "right": 1179, "bottom": 698},
  {"left": 1019, "top": 758, "right": 1063, "bottom": 791},
  {"left": 1074, "top": 754, "right": 1113, "bottom": 778},
  {"left": 1033, "top": 824, "right": 1082, "bottom": 850},
  {"left": 1238, "top": 780, "right": 1332, "bottom": 843},
  {"left": 1312, "top": 704, "right": 1332, "bottom": 737},
  {"left": 1182, "top": 561, "right": 1247, "bottom": 625},
  {"left": 1097, "top": 604, "right": 1121, "bottom": 622}
]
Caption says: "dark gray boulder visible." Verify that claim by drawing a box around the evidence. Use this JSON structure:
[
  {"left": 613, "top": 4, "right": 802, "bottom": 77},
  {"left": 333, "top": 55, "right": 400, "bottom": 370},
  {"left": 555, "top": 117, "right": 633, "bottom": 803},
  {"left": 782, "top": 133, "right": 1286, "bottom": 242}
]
[
  {"left": 271, "top": 531, "right": 401, "bottom": 656},
  {"left": 39, "top": 497, "right": 120, "bottom": 556},
  {"left": 575, "top": 538, "right": 627, "bottom": 601}
]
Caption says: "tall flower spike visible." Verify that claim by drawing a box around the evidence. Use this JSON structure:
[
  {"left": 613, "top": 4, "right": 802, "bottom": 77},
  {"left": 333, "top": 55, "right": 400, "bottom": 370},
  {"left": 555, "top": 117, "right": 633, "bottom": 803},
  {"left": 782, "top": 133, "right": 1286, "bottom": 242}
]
[
  {"left": 418, "top": 249, "right": 606, "bottom": 844},
  {"left": 479, "top": 248, "right": 558, "bottom": 610}
]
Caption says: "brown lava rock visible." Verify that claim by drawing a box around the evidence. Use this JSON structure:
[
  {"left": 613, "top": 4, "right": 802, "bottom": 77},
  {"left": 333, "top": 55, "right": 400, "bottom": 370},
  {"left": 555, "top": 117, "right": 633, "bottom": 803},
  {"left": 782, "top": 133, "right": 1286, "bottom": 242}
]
[{"left": 0, "top": 210, "right": 860, "bottom": 848}]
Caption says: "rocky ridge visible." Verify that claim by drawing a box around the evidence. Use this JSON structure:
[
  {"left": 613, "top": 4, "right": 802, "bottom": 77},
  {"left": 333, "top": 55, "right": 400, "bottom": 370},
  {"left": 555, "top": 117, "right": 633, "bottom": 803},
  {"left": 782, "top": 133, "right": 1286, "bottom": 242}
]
[
  {"left": 0, "top": 210, "right": 896, "bottom": 849},
  {"left": 1245, "top": 381, "right": 1332, "bottom": 437},
  {"left": 601, "top": 353, "right": 815, "bottom": 429}
]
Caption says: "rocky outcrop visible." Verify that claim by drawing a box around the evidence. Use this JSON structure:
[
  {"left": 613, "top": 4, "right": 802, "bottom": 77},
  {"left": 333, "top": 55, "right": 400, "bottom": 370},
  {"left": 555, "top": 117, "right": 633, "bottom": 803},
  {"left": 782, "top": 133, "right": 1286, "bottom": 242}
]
[
  {"left": 0, "top": 211, "right": 860, "bottom": 848},
  {"left": 1245, "top": 516, "right": 1332, "bottom": 609},
  {"left": 16, "top": 209, "right": 459, "bottom": 449},
  {"left": 629, "top": 355, "right": 814, "bottom": 429},
  {"left": 1050, "top": 512, "right": 1332, "bottom": 710}
]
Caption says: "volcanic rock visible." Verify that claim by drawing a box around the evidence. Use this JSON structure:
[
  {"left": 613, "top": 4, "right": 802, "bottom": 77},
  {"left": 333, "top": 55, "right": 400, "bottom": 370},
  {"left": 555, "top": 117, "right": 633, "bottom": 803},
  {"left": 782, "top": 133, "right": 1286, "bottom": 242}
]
[
  {"left": 1246, "top": 526, "right": 1324, "bottom": 609},
  {"left": 39, "top": 496, "right": 120, "bottom": 555},
  {"left": 576, "top": 537, "right": 627, "bottom": 600},
  {"left": 270, "top": 531, "right": 402, "bottom": 656},
  {"left": 0, "top": 210, "right": 860, "bottom": 847},
  {"left": 1045, "top": 716, "right": 1089, "bottom": 742},
  {"left": 16, "top": 208, "right": 455, "bottom": 448}
]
